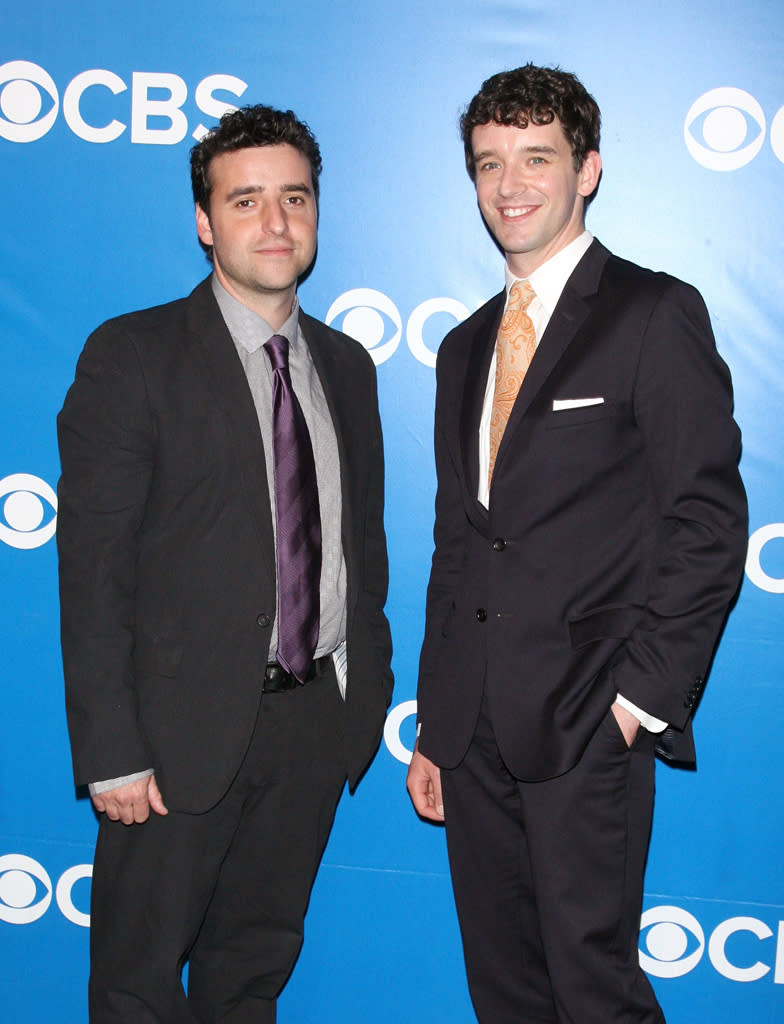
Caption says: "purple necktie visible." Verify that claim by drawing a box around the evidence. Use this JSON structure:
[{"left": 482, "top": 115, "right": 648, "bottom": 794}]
[{"left": 264, "top": 333, "right": 321, "bottom": 683}]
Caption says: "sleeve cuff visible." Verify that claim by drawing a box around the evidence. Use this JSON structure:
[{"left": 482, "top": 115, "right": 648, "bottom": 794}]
[
  {"left": 89, "top": 768, "right": 154, "bottom": 796},
  {"left": 615, "top": 693, "right": 668, "bottom": 733}
]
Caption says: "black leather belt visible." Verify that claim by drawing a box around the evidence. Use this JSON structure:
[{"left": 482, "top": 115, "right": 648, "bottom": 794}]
[{"left": 262, "top": 654, "right": 332, "bottom": 693}]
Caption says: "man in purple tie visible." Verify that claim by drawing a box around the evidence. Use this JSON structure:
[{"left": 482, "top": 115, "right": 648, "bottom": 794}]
[{"left": 57, "top": 104, "right": 393, "bottom": 1022}]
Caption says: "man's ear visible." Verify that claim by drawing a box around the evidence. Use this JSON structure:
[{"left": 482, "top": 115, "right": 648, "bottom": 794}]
[
  {"left": 195, "top": 203, "right": 213, "bottom": 248},
  {"left": 578, "top": 150, "right": 602, "bottom": 198}
]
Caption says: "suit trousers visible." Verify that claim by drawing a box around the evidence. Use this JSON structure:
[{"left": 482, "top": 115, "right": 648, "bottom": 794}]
[
  {"left": 441, "top": 690, "right": 665, "bottom": 1024},
  {"left": 88, "top": 666, "right": 347, "bottom": 1024}
]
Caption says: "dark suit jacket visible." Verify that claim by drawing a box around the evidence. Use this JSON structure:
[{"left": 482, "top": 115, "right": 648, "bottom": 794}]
[
  {"left": 57, "top": 278, "right": 393, "bottom": 813},
  {"left": 417, "top": 240, "right": 747, "bottom": 781}
]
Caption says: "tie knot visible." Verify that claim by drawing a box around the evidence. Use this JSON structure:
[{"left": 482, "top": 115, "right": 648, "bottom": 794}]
[
  {"left": 507, "top": 280, "right": 536, "bottom": 312},
  {"left": 264, "top": 333, "right": 290, "bottom": 371}
]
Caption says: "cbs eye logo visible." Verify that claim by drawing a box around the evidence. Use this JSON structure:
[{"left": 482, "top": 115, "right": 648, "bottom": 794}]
[
  {"left": 0, "top": 473, "right": 58, "bottom": 549},
  {"left": 0, "top": 854, "right": 53, "bottom": 924},
  {"left": 684, "top": 87, "right": 784, "bottom": 170},
  {"left": 0, "top": 61, "right": 58, "bottom": 143},
  {"left": 639, "top": 906, "right": 705, "bottom": 978},
  {"left": 326, "top": 289, "right": 470, "bottom": 367}
]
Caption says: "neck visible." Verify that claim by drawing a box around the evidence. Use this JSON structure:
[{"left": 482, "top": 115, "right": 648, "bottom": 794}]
[
  {"left": 505, "top": 219, "right": 587, "bottom": 280},
  {"left": 214, "top": 271, "right": 296, "bottom": 330}
]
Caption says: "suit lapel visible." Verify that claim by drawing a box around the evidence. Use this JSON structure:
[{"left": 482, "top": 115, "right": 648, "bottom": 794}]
[
  {"left": 458, "top": 293, "right": 503, "bottom": 509},
  {"left": 185, "top": 279, "right": 276, "bottom": 578},
  {"left": 492, "top": 240, "right": 609, "bottom": 479}
]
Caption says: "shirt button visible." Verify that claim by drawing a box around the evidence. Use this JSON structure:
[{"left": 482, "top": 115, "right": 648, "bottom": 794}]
[
  {"left": 492, "top": 537, "right": 506, "bottom": 551},
  {"left": 476, "top": 608, "right": 488, "bottom": 622},
  {"left": 256, "top": 613, "right": 271, "bottom": 628}
]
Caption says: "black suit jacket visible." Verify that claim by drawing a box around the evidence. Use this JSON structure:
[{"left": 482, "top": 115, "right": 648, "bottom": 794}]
[
  {"left": 57, "top": 278, "right": 393, "bottom": 812},
  {"left": 417, "top": 240, "right": 747, "bottom": 781}
]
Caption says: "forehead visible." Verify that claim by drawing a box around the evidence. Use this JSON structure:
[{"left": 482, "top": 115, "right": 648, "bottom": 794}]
[
  {"left": 207, "top": 143, "right": 313, "bottom": 192},
  {"left": 471, "top": 117, "right": 570, "bottom": 155}
]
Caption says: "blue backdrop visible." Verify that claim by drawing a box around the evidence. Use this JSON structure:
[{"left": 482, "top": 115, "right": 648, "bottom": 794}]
[{"left": 2, "top": 2, "right": 783, "bottom": 1020}]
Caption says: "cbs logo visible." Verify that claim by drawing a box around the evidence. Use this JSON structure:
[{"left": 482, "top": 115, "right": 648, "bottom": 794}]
[
  {"left": 640, "top": 905, "right": 784, "bottom": 984},
  {"left": 684, "top": 87, "right": 784, "bottom": 170},
  {"left": 0, "top": 60, "right": 246, "bottom": 144},
  {"left": 383, "top": 700, "right": 417, "bottom": 764},
  {"left": 0, "top": 854, "right": 91, "bottom": 927},
  {"left": 745, "top": 524, "right": 784, "bottom": 594},
  {"left": 0, "top": 473, "right": 57, "bottom": 549},
  {"left": 326, "top": 289, "right": 470, "bottom": 367}
]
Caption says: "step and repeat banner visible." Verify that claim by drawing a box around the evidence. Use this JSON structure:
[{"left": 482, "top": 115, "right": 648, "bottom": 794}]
[{"left": 2, "top": 1, "right": 782, "bottom": 1020}]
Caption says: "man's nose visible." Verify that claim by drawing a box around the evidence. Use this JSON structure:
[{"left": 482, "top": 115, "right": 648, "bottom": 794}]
[
  {"left": 260, "top": 200, "right": 286, "bottom": 234},
  {"left": 498, "top": 163, "right": 529, "bottom": 197}
]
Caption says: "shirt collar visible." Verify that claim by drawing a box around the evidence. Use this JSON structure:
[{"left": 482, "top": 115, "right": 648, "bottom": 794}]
[
  {"left": 211, "top": 274, "right": 300, "bottom": 354},
  {"left": 504, "top": 230, "right": 593, "bottom": 317}
]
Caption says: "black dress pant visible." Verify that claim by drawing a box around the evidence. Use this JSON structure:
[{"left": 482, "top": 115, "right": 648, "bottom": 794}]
[
  {"left": 88, "top": 667, "right": 347, "bottom": 1023},
  {"left": 441, "top": 692, "right": 665, "bottom": 1024}
]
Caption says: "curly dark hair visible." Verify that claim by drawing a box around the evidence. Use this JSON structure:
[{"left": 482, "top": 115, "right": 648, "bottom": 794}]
[
  {"left": 460, "top": 65, "right": 601, "bottom": 181},
  {"left": 190, "top": 104, "right": 322, "bottom": 216}
]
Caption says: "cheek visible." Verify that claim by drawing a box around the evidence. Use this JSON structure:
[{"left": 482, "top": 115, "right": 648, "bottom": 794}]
[
  {"left": 299, "top": 218, "right": 318, "bottom": 248},
  {"left": 476, "top": 194, "right": 498, "bottom": 222}
]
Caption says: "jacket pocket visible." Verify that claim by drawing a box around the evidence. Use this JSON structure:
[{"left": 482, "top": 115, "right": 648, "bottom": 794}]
[
  {"left": 545, "top": 400, "right": 624, "bottom": 430},
  {"left": 568, "top": 603, "right": 645, "bottom": 649}
]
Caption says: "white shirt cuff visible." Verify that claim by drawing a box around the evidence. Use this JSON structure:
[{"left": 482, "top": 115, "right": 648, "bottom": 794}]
[
  {"left": 89, "top": 768, "right": 154, "bottom": 796},
  {"left": 615, "top": 693, "right": 668, "bottom": 733}
]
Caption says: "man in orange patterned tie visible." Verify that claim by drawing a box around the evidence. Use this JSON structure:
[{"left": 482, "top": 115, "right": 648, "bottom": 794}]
[{"left": 407, "top": 64, "right": 747, "bottom": 1023}]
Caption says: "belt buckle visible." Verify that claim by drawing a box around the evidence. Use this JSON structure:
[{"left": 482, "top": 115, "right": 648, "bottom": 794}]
[{"left": 263, "top": 662, "right": 296, "bottom": 693}]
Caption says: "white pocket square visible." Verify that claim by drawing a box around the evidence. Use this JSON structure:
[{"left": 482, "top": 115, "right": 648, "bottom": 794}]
[{"left": 552, "top": 397, "right": 604, "bottom": 411}]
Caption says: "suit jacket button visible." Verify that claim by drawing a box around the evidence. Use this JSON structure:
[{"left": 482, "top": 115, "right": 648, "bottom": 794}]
[
  {"left": 256, "top": 613, "right": 271, "bottom": 628},
  {"left": 476, "top": 608, "right": 487, "bottom": 622},
  {"left": 492, "top": 537, "right": 506, "bottom": 551}
]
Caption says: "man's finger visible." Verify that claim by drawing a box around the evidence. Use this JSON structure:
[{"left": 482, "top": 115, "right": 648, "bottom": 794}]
[
  {"left": 132, "top": 799, "right": 150, "bottom": 824},
  {"left": 147, "top": 775, "right": 169, "bottom": 816}
]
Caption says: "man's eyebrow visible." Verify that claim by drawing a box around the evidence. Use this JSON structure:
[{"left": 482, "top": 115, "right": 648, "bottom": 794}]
[
  {"left": 223, "top": 182, "right": 313, "bottom": 201},
  {"left": 473, "top": 144, "right": 559, "bottom": 164},
  {"left": 225, "top": 184, "right": 264, "bottom": 202}
]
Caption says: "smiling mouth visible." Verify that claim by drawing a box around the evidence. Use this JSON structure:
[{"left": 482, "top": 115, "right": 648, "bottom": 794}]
[{"left": 499, "top": 205, "right": 538, "bottom": 219}]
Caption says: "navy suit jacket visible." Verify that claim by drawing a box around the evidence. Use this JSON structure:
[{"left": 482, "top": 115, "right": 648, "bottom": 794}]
[{"left": 417, "top": 240, "right": 747, "bottom": 780}]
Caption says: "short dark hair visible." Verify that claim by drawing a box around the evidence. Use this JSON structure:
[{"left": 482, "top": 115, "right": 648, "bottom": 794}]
[
  {"left": 460, "top": 64, "right": 601, "bottom": 181},
  {"left": 190, "top": 103, "right": 322, "bottom": 217}
]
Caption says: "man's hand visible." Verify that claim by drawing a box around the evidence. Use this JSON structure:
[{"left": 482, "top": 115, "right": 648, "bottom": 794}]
[
  {"left": 407, "top": 743, "right": 444, "bottom": 822},
  {"left": 610, "top": 701, "right": 640, "bottom": 748},
  {"left": 91, "top": 774, "right": 168, "bottom": 825}
]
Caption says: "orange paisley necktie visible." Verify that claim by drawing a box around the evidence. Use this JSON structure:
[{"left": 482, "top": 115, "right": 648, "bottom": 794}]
[{"left": 488, "top": 279, "right": 537, "bottom": 486}]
